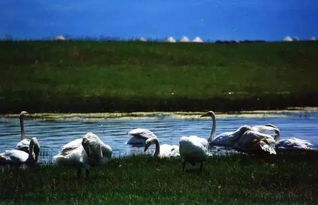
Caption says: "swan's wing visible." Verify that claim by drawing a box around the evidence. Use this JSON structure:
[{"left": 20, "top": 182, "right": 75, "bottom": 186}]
[
  {"left": 128, "top": 128, "right": 157, "bottom": 139},
  {"left": 16, "top": 138, "right": 31, "bottom": 152},
  {"left": 252, "top": 124, "right": 280, "bottom": 140},
  {"left": 0, "top": 149, "right": 29, "bottom": 164},
  {"left": 53, "top": 145, "right": 87, "bottom": 167},
  {"left": 212, "top": 125, "right": 251, "bottom": 147},
  {"left": 212, "top": 132, "right": 233, "bottom": 146},
  {"left": 276, "top": 137, "right": 314, "bottom": 150},
  {"left": 59, "top": 138, "right": 83, "bottom": 155}
]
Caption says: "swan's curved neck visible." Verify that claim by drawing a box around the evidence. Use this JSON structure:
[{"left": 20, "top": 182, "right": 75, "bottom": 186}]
[
  {"left": 19, "top": 116, "right": 25, "bottom": 140},
  {"left": 153, "top": 139, "right": 160, "bottom": 157},
  {"left": 27, "top": 139, "right": 35, "bottom": 162},
  {"left": 208, "top": 113, "right": 216, "bottom": 142}
]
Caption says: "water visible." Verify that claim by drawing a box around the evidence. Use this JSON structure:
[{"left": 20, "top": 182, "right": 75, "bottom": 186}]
[{"left": 0, "top": 112, "right": 317, "bottom": 163}]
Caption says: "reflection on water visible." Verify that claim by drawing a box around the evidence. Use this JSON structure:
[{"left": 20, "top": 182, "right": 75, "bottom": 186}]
[{"left": 0, "top": 112, "right": 317, "bottom": 163}]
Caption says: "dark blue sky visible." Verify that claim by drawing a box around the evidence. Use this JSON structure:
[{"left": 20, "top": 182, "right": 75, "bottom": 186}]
[{"left": 1, "top": 0, "right": 317, "bottom": 41}]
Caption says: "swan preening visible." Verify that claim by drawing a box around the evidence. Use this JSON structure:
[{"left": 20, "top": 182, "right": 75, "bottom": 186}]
[
  {"left": 0, "top": 137, "right": 40, "bottom": 165},
  {"left": 200, "top": 111, "right": 280, "bottom": 155},
  {"left": 53, "top": 132, "right": 112, "bottom": 177},
  {"left": 127, "top": 128, "right": 157, "bottom": 146},
  {"left": 144, "top": 137, "right": 179, "bottom": 158}
]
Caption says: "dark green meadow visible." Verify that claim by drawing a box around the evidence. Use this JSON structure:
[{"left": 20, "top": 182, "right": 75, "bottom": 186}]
[
  {"left": 1, "top": 41, "right": 318, "bottom": 113},
  {"left": 1, "top": 154, "right": 318, "bottom": 204}
]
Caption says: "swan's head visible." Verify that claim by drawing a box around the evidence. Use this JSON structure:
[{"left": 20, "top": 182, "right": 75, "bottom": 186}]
[
  {"left": 200, "top": 111, "right": 215, "bottom": 118},
  {"left": 238, "top": 125, "right": 252, "bottom": 134},
  {"left": 144, "top": 137, "right": 159, "bottom": 152},
  {"left": 19, "top": 111, "right": 29, "bottom": 119}
]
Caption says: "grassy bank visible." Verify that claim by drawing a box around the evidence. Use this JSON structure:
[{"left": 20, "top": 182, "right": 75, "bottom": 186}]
[
  {"left": 1, "top": 41, "right": 318, "bottom": 113},
  {"left": 1, "top": 154, "right": 318, "bottom": 204}
]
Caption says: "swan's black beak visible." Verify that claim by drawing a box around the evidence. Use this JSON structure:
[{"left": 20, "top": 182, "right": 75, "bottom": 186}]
[
  {"left": 144, "top": 144, "right": 150, "bottom": 152},
  {"left": 200, "top": 113, "right": 209, "bottom": 117}
]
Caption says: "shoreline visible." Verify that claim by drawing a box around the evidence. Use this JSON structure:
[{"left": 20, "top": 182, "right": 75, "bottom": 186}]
[{"left": 1, "top": 107, "right": 317, "bottom": 120}]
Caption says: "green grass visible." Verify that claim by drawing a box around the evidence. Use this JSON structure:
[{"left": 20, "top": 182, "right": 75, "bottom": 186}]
[
  {"left": 1, "top": 154, "right": 318, "bottom": 204},
  {"left": 1, "top": 41, "right": 318, "bottom": 113}
]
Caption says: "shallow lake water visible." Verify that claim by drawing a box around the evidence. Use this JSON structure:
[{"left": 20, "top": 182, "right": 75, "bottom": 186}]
[{"left": 0, "top": 111, "right": 317, "bottom": 163}]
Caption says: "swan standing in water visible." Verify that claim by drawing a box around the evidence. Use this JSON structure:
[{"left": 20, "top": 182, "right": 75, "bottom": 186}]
[
  {"left": 127, "top": 128, "right": 157, "bottom": 146},
  {"left": 0, "top": 137, "right": 40, "bottom": 165},
  {"left": 144, "top": 137, "right": 179, "bottom": 158},
  {"left": 179, "top": 111, "right": 216, "bottom": 171},
  {"left": 14, "top": 111, "right": 40, "bottom": 162},
  {"left": 53, "top": 132, "right": 112, "bottom": 177}
]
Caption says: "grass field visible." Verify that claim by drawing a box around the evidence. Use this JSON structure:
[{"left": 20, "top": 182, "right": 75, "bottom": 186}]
[
  {"left": 1, "top": 154, "right": 318, "bottom": 204},
  {"left": 1, "top": 41, "right": 318, "bottom": 113}
]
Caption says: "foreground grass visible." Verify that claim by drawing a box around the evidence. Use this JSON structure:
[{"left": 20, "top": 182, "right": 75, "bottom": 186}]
[
  {"left": 1, "top": 41, "right": 318, "bottom": 113},
  {"left": 1, "top": 154, "right": 318, "bottom": 204}
]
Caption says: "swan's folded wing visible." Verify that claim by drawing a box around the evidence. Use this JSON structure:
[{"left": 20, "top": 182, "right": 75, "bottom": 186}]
[
  {"left": 128, "top": 128, "right": 157, "bottom": 139},
  {"left": 16, "top": 138, "right": 31, "bottom": 151},
  {"left": 60, "top": 138, "right": 83, "bottom": 155},
  {"left": 1, "top": 150, "right": 29, "bottom": 163}
]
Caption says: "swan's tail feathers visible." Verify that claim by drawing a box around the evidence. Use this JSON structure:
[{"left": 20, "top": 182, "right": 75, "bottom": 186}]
[{"left": 259, "top": 142, "right": 276, "bottom": 155}]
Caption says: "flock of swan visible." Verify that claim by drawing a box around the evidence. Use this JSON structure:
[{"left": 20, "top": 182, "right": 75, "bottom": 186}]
[{"left": 0, "top": 111, "right": 316, "bottom": 176}]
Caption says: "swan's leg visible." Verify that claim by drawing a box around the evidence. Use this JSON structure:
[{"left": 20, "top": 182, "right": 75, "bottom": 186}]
[
  {"left": 77, "top": 168, "right": 81, "bottom": 178},
  {"left": 85, "top": 168, "right": 90, "bottom": 178},
  {"left": 200, "top": 162, "right": 203, "bottom": 172},
  {"left": 182, "top": 161, "right": 186, "bottom": 171}
]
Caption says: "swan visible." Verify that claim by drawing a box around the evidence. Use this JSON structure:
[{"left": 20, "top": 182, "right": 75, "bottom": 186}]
[
  {"left": 53, "top": 132, "right": 112, "bottom": 177},
  {"left": 15, "top": 111, "right": 40, "bottom": 161},
  {"left": 81, "top": 132, "right": 112, "bottom": 166},
  {"left": 200, "top": 110, "right": 250, "bottom": 148},
  {"left": 200, "top": 111, "right": 278, "bottom": 154},
  {"left": 0, "top": 137, "right": 40, "bottom": 165},
  {"left": 179, "top": 111, "right": 216, "bottom": 171},
  {"left": 144, "top": 137, "right": 179, "bottom": 158},
  {"left": 232, "top": 130, "right": 277, "bottom": 154},
  {"left": 126, "top": 128, "right": 157, "bottom": 146},
  {"left": 210, "top": 125, "right": 279, "bottom": 148},
  {"left": 276, "top": 137, "right": 315, "bottom": 150}
]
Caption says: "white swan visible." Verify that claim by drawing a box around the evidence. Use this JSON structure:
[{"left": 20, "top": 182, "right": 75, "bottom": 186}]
[
  {"left": 144, "top": 137, "right": 179, "bottom": 158},
  {"left": 232, "top": 130, "right": 277, "bottom": 154},
  {"left": 15, "top": 111, "right": 40, "bottom": 161},
  {"left": 179, "top": 111, "right": 216, "bottom": 171},
  {"left": 0, "top": 137, "right": 40, "bottom": 165},
  {"left": 210, "top": 123, "right": 279, "bottom": 148},
  {"left": 200, "top": 110, "right": 249, "bottom": 147},
  {"left": 127, "top": 128, "right": 157, "bottom": 146},
  {"left": 276, "top": 137, "right": 315, "bottom": 150},
  {"left": 200, "top": 111, "right": 278, "bottom": 155},
  {"left": 81, "top": 132, "right": 112, "bottom": 166},
  {"left": 53, "top": 132, "right": 112, "bottom": 177}
]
